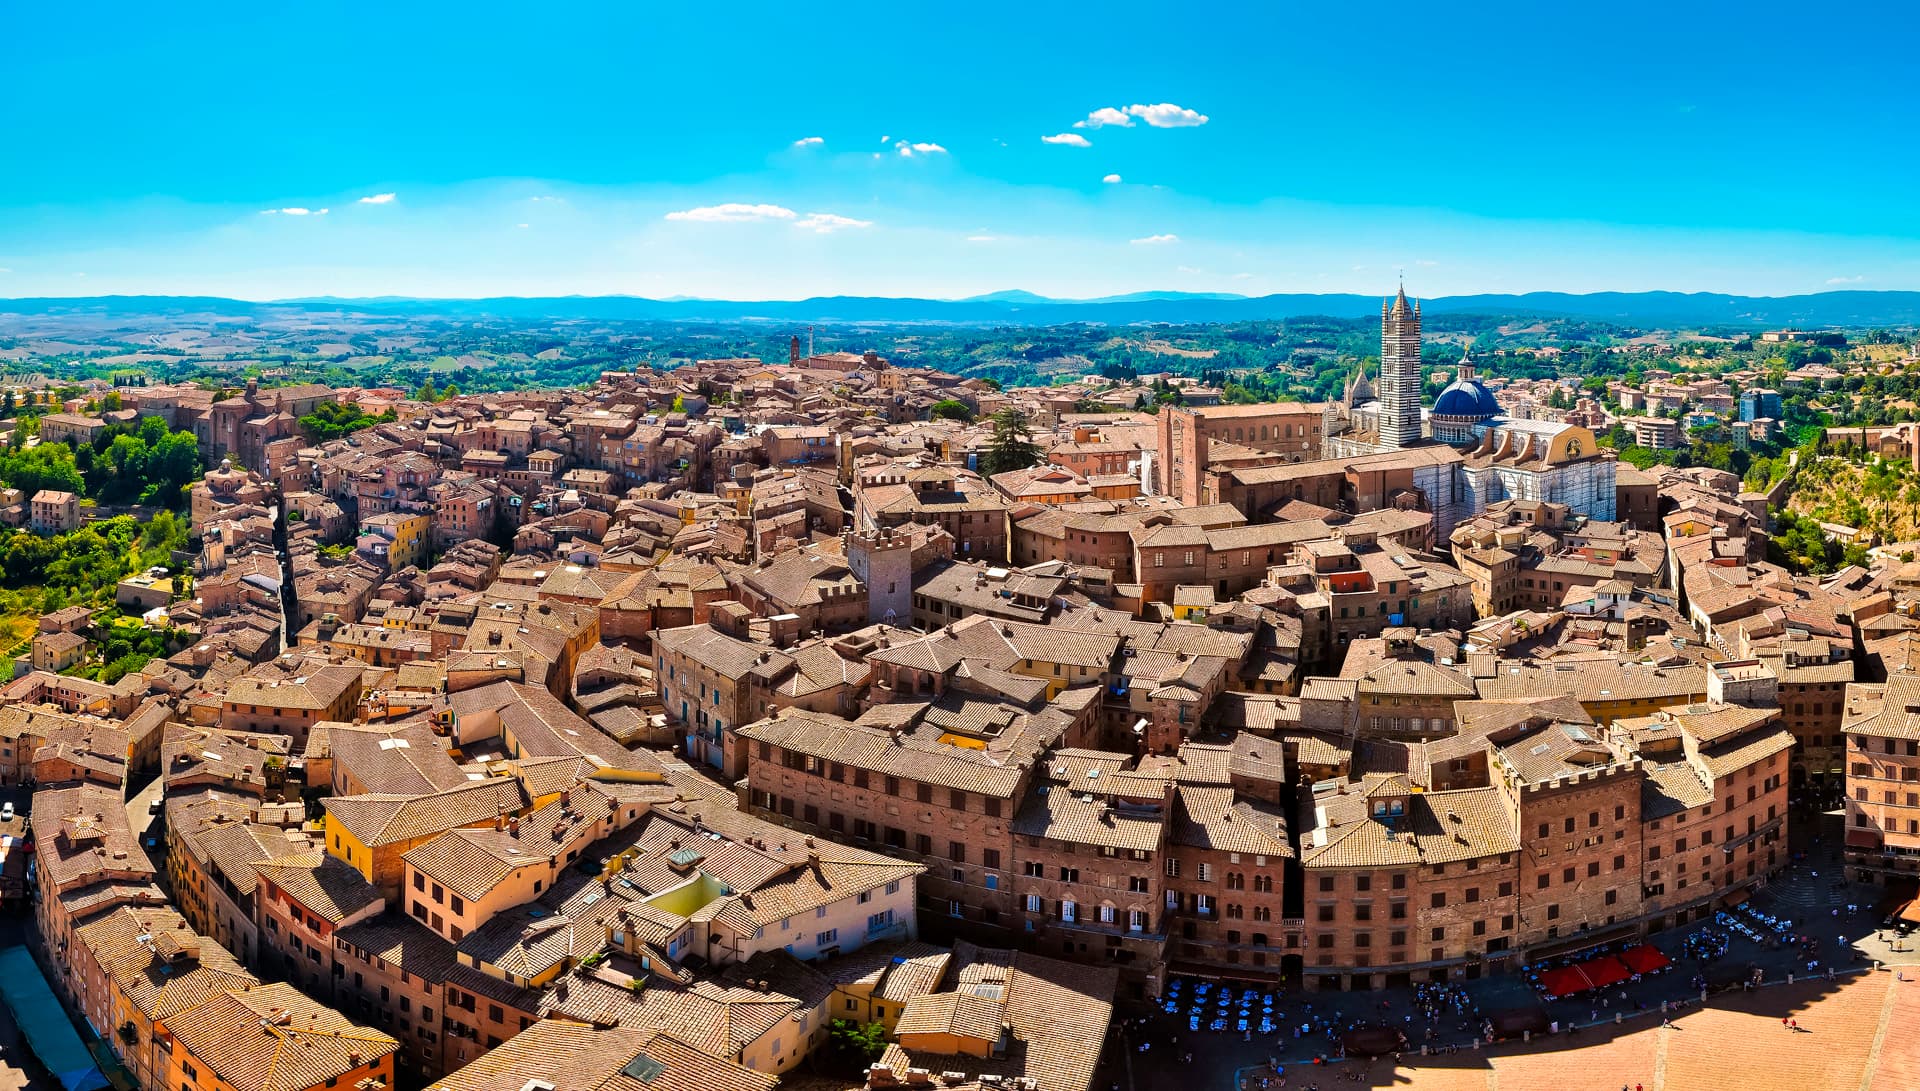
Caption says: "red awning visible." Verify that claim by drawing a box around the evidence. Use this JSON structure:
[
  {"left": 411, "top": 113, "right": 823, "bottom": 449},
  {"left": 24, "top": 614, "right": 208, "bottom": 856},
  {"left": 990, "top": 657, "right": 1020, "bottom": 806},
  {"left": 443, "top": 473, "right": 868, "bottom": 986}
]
[
  {"left": 1621, "top": 945, "right": 1671, "bottom": 974},
  {"left": 1539, "top": 965, "right": 1591, "bottom": 997},
  {"left": 1898, "top": 899, "right": 1920, "bottom": 925},
  {"left": 1583, "top": 957, "right": 1631, "bottom": 990}
]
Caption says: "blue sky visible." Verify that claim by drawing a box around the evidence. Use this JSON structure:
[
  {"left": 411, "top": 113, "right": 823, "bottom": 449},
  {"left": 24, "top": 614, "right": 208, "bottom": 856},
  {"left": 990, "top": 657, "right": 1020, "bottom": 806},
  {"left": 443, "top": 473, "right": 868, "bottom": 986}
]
[{"left": 2, "top": 0, "right": 1916, "bottom": 300}]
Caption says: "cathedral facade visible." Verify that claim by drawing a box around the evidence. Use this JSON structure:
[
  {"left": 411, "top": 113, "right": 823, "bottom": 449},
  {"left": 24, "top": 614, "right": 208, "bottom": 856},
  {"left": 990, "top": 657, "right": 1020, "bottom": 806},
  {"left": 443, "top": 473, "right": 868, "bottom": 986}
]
[{"left": 1318, "top": 286, "right": 1617, "bottom": 526}]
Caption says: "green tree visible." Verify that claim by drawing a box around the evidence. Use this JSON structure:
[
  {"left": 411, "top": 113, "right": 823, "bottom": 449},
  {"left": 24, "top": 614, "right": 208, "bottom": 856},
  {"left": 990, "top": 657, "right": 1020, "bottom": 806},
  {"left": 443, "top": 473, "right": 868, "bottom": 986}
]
[
  {"left": 825, "top": 1020, "right": 889, "bottom": 1073},
  {"left": 981, "top": 408, "right": 1041, "bottom": 477},
  {"left": 297, "top": 402, "right": 397, "bottom": 442},
  {"left": 929, "top": 398, "right": 975, "bottom": 423},
  {"left": 0, "top": 441, "right": 85, "bottom": 496}
]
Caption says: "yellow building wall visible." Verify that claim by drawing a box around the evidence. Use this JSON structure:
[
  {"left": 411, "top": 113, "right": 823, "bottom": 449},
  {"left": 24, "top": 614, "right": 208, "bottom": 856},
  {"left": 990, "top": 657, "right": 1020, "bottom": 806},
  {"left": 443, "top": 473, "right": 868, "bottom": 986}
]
[{"left": 324, "top": 814, "right": 376, "bottom": 882}]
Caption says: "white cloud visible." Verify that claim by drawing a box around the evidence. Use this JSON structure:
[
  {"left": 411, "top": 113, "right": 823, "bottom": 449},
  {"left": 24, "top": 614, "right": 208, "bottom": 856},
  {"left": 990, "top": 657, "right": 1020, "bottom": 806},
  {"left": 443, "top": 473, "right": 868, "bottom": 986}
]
[
  {"left": 1415, "top": 259, "right": 1438, "bottom": 267},
  {"left": 1177, "top": 265, "right": 1204, "bottom": 275},
  {"left": 357, "top": 192, "right": 397, "bottom": 205},
  {"left": 1102, "top": 173, "right": 1123, "bottom": 184},
  {"left": 880, "top": 135, "right": 890, "bottom": 144},
  {"left": 262, "top": 207, "right": 316, "bottom": 216},
  {"left": 1130, "top": 234, "right": 1179, "bottom": 245},
  {"left": 1074, "top": 103, "right": 1209, "bottom": 130},
  {"left": 1126, "top": 102, "right": 1209, "bottom": 127},
  {"left": 1074, "top": 107, "right": 1134, "bottom": 129},
  {"left": 516, "top": 223, "right": 530, "bottom": 229},
  {"left": 0, "top": 268, "right": 12, "bottom": 274},
  {"left": 1232, "top": 272, "right": 1254, "bottom": 280},
  {"left": 793, "top": 212, "right": 873, "bottom": 234},
  {"left": 1827, "top": 274, "right": 1866, "bottom": 285},
  {"left": 663, "top": 203, "right": 797, "bottom": 223},
  {"left": 316, "top": 208, "right": 329, "bottom": 215},
  {"left": 895, "top": 141, "right": 948, "bottom": 157},
  {"left": 528, "top": 195, "right": 564, "bottom": 203},
  {"left": 965, "top": 234, "right": 999, "bottom": 243},
  {"left": 1041, "top": 133, "right": 1091, "bottom": 147},
  {"left": 792, "top": 136, "right": 824, "bottom": 147}
]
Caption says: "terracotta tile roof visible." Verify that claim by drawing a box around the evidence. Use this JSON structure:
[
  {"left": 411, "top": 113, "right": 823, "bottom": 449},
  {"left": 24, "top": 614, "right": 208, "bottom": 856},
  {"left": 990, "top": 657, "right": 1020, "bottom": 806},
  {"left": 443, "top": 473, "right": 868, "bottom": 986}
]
[
  {"left": 815, "top": 940, "right": 952, "bottom": 1001},
  {"left": 1847, "top": 672, "right": 1920, "bottom": 740},
  {"left": 328, "top": 720, "right": 470, "bottom": 794},
  {"left": 538, "top": 972, "right": 800, "bottom": 1061},
  {"left": 1671, "top": 703, "right": 1781, "bottom": 745},
  {"left": 416, "top": 782, "right": 613, "bottom": 904},
  {"left": 169, "top": 798, "right": 312, "bottom": 893},
  {"left": 897, "top": 990, "right": 1007, "bottom": 1041},
  {"left": 334, "top": 911, "right": 460, "bottom": 983},
  {"left": 76, "top": 907, "right": 260, "bottom": 1022},
  {"left": 1640, "top": 759, "right": 1715, "bottom": 820},
  {"left": 1278, "top": 731, "right": 1352, "bottom": 770},
  {"left": 1170, "top": 785, "right": 1294, "bottom": 857},
  {"left": 1474, "top": 656, "right": 1709, "bottom": 704},
  {"left": 448, "top": 680, "right": 642, "bottom": 771},
  {"left": 1692, "top": 723, "right": 1797, "bottom": 781},
  {"left": 715, "top": 853, "right": 923, "bottom": 931},
  {"left": 32, "top": 783, "right": 154, "bottom": 892},
  {"left": 737, "top": 706, "right": 1055, "bottom": 798},
  {"left": 221, "top": 662, "right": 365, "bottom": 712},
  {"left": 162, "top": 724, "right": 292, "bottom": 794},
  {"left": 513, "top": 755, "right": 604, "bottom": 800},
  {"left": 653, "top": 625, "right": 771, "bottom": 680},
  {"left": 1301, "top": 785, "right": 1517, "bottom": 869},
  {"left": 878, "top": 940, "right": 1117, "bottom": 1091},
  {"left": 427, "top": 1019, "right": 775, "bottom": 1091},
  {"left": 162, "top": 982, "right": 397, "bottom": 1091},
  {"left": 459, "top": 906, "right": 582, "bottom": 982},
  {"left": 253, "top": 853, "right": 382, "bottom": 924},
  {"left": 323, "top": 777, "right": 529, "bottom": 849}
]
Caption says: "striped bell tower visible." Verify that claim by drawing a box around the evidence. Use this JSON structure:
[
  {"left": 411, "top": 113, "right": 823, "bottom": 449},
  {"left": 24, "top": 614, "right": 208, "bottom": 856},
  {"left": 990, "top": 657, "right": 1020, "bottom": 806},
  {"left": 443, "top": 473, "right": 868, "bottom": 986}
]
[{"left": 1378, "top": 283, "right": 1423, "bottom": 448}]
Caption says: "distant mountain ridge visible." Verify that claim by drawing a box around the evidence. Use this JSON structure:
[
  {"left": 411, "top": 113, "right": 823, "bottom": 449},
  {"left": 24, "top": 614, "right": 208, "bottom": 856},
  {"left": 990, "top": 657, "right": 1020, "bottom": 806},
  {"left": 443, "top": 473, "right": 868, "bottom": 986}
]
[{"left": 4, "top": 290, "right": 1919, "bottom": 327}]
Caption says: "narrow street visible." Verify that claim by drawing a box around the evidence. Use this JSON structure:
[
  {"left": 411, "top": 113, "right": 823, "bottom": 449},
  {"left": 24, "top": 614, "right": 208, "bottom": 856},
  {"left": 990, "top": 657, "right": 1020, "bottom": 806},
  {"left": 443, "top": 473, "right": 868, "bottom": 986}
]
[
  {"left": 0, "top": 918, "right": 70, "bottom": 1091},
  {"left": 271, "top": 500, "right": 296, "bottom": 653},
  {"left": 124, "top": 772, "right": 165, "bottom": 874}
]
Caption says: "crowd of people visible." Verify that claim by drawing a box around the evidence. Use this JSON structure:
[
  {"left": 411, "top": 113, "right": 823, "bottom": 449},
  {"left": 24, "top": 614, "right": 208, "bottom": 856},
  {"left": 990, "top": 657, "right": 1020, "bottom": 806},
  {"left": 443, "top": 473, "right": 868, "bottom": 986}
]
[{"left": 1682, "top": 926, "right": 1730, "bottom": 962}]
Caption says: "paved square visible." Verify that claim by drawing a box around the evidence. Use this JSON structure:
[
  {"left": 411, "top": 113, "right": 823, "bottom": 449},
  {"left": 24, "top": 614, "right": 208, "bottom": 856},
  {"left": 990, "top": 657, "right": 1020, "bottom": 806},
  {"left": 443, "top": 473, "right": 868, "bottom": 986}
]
[{"left": 1352, "top": 972, "right": 1909, "bottom": 1091}]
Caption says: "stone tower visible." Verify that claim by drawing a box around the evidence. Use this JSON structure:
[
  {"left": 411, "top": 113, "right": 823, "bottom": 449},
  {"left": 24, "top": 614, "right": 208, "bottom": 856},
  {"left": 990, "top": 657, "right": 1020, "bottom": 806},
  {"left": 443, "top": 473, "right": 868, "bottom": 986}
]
[
  {"left": 845, "top": 526, "right": 913, "bottom": 625},
  {"left": 789, "top": 335, "right": 802, "bottom": 365},
  {"left": 1377, "top": 285, "right": 1423, "bottom": 449}
]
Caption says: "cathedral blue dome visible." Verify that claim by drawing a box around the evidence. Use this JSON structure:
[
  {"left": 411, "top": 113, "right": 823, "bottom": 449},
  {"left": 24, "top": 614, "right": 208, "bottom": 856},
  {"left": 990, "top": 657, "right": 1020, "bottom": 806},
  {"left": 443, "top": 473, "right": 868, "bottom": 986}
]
[{"left": 1432, "top": 377, "right": 1500, "bottom": 419}]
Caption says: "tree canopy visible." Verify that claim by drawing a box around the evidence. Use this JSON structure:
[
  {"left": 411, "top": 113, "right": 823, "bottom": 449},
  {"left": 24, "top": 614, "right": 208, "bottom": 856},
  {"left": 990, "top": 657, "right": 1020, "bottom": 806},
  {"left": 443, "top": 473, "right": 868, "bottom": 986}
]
[
  {"left": 299, "top": 401, "right": 397, "bottom": 442},
  {"left": 929, "top": 398, "right": 975, "bottom": 423},
  {"left": 981, "top": 408, "right": 1042, "bottom": 477},
  {"left": 76, "top": 415, "right": 202, "bottom": 506},
  {"left": 0, "top": 441, "right": 85, "bottom": 496}
]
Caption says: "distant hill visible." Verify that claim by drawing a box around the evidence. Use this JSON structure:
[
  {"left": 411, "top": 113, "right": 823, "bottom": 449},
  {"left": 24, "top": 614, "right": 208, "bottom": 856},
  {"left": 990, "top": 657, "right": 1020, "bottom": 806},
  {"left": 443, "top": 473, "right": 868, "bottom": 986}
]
[{"left": 4, "top": 290, "right": 1920, "bottom": 328}]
